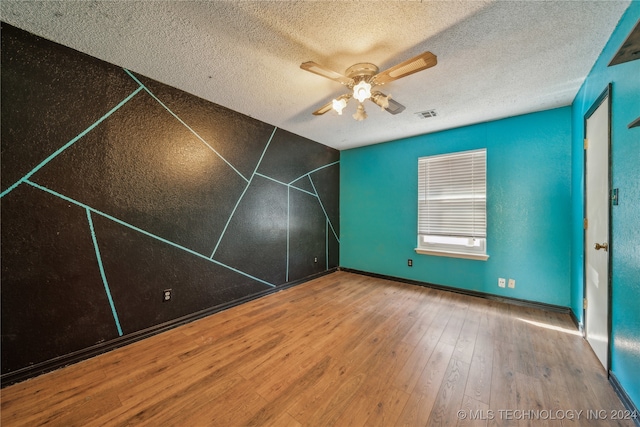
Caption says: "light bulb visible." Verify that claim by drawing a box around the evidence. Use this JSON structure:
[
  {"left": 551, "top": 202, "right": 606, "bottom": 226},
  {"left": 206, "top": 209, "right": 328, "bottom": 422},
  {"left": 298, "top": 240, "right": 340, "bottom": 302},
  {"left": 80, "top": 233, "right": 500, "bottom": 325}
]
[
  {"left": 353, "top": 103, "right": 367, "bottom": 121},
  {"left": 353, "top": 81, "right": 372, "bottom": 103},
  {"left": 377, "top": 94, "right": 390, "bottom": 110},
  {"left": 332, "top": 98, "right": 347, "bottom": 115}
]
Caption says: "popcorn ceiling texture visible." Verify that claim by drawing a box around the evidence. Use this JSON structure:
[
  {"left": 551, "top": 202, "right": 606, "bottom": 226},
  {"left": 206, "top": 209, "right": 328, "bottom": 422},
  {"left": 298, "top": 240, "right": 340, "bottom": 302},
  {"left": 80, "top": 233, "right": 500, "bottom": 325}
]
[{"left": 0, "top": 0, "right": 630, "bottom": 149}]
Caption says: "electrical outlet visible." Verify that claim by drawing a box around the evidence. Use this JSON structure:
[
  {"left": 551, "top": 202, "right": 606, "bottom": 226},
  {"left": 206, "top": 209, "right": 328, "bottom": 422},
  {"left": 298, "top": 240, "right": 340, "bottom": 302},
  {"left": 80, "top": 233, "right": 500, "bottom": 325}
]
[
  {"left": 163, "top": 289, "right": 172, "bottom": 302},
  {"left": 408, "top": 259, "right": 413, "bottom": 267},
  {"left": 498, "top": 278, "right": 506, "bottom": 288},
  {"left": 314, "top": 257, "right": 318, "bottom": 263},
  {"left": 508, "top": 279, "right": 515, "bottom": 288}
]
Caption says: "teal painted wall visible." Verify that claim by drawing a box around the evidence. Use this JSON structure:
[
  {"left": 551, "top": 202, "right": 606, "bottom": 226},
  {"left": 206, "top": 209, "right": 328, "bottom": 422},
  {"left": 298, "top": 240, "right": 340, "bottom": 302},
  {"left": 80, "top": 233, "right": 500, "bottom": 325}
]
[
  {"left": 570, "top": 1, "right": 640, "bottom": 409},
  {"left": 341, "top": 107, "right": 572, "bottom": 307}
]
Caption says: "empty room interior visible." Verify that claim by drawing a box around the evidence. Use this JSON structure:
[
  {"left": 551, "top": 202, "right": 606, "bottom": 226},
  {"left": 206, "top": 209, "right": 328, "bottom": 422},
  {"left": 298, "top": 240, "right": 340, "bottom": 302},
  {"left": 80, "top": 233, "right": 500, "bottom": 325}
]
[{"left": 1, "top": 1, "right": 639, "bottom": 426}]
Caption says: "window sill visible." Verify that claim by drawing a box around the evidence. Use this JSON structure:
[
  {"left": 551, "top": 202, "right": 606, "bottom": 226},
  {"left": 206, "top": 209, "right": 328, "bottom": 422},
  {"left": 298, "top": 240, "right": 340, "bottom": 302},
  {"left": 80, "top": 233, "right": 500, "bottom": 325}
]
[{"left": 414, "top": 248, "right": 489, "bottom": 261}]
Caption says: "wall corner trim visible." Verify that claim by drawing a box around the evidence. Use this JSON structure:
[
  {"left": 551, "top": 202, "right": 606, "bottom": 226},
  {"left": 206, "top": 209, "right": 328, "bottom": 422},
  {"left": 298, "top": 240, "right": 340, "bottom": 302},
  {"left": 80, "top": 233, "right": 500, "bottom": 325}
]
[
  {"left": 338, "top": 267, "right": 572, "bottom": 314},
  {"left": 609, "top": 372, "right": 640, "bottom": 427},
  {"left": 569, "top": 309, "right": 583, "bottom": 335}
]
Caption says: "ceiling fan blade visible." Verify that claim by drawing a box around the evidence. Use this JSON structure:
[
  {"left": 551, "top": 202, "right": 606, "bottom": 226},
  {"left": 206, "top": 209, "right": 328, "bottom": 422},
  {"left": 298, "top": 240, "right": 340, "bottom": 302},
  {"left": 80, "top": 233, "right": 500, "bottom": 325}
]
[
  {"left": 313, "top": 100, "right": 334, "bottom": 115},
  {"left": 371, "top": 92, "right": 406, "bottom": 115},
  {"left": 371, "top": 51, "right": 437, "bottom": 85},
  {"left": 384, "top": 97, "right": 406, "bottom": 115},
  {"left": 301, "top": 61, "right": 353, "bottom": 86},
  {"left": 313, "top": 93, "right": 351, "bottom": 115}
]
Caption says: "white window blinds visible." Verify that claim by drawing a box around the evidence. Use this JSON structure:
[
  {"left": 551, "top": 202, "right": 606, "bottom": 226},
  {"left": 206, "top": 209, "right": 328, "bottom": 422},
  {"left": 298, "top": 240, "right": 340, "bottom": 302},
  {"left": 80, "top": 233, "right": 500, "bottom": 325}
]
[{"left": 418, "top": 149, "right": 486, "bottom": 251}]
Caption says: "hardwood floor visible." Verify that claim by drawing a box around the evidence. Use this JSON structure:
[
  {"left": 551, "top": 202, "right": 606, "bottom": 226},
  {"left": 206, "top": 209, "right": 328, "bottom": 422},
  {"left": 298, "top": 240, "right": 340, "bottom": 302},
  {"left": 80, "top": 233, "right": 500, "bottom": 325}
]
[{"left": 1, "top": 271, "right": 634, "bottom": 426}]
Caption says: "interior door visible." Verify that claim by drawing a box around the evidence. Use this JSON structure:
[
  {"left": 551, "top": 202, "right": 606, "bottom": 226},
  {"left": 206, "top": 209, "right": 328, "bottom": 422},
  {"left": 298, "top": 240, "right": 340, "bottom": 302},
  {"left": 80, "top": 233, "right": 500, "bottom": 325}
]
[{"left": 584, "top": 88, "right": 610, "bottom": 370}]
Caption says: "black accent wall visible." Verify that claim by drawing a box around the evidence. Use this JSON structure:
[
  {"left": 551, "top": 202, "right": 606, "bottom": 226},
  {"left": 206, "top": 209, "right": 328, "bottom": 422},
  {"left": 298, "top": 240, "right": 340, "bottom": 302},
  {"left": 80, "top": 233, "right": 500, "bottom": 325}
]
[{"left": 1, "top": 23, "right": 339, "bottom": 381}]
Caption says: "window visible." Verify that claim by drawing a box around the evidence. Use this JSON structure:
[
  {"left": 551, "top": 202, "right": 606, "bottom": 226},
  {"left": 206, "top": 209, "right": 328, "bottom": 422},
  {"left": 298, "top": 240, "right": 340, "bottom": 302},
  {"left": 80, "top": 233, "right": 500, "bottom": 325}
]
[{"left": 416, "top": 149, "right": 488, "bottom": 260}]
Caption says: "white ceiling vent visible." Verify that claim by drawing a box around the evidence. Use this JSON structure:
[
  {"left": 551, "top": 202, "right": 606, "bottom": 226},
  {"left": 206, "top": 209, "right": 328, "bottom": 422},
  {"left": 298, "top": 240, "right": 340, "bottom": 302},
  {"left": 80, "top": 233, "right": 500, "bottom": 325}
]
[{"left": 415, "top": 109, "right": 438, "bottom": 119}]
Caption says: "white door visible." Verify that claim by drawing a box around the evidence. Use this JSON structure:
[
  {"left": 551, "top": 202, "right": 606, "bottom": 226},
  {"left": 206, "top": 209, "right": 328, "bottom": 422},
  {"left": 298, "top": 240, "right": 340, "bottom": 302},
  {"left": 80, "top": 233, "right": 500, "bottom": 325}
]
[{"left": 584, "top": 91, "right": 610, "bottom": 370}]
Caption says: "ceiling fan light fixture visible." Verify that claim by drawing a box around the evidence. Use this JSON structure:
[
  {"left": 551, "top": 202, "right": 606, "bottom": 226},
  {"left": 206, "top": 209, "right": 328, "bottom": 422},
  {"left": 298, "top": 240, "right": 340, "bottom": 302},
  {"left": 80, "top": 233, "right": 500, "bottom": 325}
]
[
  {"left": 353, "top": 103, "right": 367, "bottom": 121},
  {"left": 332, "top": 97, "right": 348, "bottom": 115},
  {"left": 373, "top": 92, "right": 391, "bottom": 111},
  {"left": 353, "top": 81, "right": 372, "bottom": 103},
  {"left": 301, "top": 51, "right": 437, "bottom": 120}
]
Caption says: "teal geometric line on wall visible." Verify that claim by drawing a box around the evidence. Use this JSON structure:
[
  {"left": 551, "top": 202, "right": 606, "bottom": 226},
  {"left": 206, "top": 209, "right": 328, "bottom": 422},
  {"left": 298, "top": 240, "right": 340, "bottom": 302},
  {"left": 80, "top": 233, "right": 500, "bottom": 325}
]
[
  {"left": 1, "top": 61, "right": 337, "bottom": 300},
  {"left": 290, "top": 176, "right": 316, "bottom": 195},
  {"left": 255, "top": 164, "right": 341, "bottom": 282},
  {"left": 209, "top": 127, "right": 277, "bottom": 259},
  {"left": 289, "top": 160, "right": 340, "bottom": 186},
  {"left": 286, "top": 185, "right": 291, "bottom": 282},
  {"left": 123, "top": 69, "right": 251, "bottom": 183},
  {"left": 263, "top": 160, "right": 342, "bottom": 282},
  {"left": 309, "top": 175, "right": 339, "bottom": 243},
  {"left": 288, "top": 161, "right": 341, "bottom": 244},
  {"left": 24, "top": 179, "right": 276, "bottom": 288},
  {"left": 254, "top": 173, "right": 317, "bottom": 197},
  {"left": 256, "top": 168, "right": 340, "bottom": 242},
  {"left": 0, "top": 86, "right": 144, "bottom": 199},
  {"left": 326, "top": 218, "right": 329, "bottom": 270},
  {"left": 86, "top": 208, "right": 124, "bottom": 336}
]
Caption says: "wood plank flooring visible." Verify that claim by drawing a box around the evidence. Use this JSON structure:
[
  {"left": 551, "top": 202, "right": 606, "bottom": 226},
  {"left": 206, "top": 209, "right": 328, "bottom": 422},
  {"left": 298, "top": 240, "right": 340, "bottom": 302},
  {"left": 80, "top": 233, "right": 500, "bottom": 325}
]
[{"left": 1, "top": 271, "right": 635, "bottom": 426}]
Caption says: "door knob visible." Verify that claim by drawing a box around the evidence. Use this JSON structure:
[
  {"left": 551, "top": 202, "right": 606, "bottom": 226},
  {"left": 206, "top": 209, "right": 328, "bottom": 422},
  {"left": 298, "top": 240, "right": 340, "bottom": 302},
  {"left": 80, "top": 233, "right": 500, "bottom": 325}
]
[{"left": 594, "top": 242, "right": 608, "bottom": 251}]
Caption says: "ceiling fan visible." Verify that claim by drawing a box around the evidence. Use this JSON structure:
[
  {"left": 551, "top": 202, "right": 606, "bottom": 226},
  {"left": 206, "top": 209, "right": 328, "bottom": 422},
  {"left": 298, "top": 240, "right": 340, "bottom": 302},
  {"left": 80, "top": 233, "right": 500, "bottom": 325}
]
[{"left": 300, "top": 51, "right": 437, "bottom": 121}]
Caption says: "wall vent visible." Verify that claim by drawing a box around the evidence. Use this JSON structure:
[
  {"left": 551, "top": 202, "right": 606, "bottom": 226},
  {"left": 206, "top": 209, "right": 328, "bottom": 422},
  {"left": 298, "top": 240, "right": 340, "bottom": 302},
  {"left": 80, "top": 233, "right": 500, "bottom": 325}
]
[{"left": 415, "top": 109, "right": 437, "bottom": 119}]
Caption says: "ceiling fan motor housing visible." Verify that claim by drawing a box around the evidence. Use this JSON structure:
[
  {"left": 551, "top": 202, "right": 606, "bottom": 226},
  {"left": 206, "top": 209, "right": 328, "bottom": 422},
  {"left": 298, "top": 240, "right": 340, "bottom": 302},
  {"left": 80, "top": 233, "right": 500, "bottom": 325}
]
[{"left": 345, "top": 63, "right": 379, "bottom": 85}]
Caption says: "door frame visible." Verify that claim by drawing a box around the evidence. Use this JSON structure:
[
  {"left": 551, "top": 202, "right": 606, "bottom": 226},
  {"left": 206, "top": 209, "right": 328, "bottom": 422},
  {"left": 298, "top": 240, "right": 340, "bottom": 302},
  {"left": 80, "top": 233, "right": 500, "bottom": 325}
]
[{"left": 582, "top": 83, "right": 613, "bottom": 374}]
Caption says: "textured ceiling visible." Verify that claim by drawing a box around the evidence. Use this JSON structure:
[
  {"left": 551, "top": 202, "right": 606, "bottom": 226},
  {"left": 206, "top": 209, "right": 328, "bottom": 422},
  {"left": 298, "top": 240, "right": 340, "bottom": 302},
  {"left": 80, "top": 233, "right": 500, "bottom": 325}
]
[{"left": 1, "top": 1, "right": 631, "bottom": 150}]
